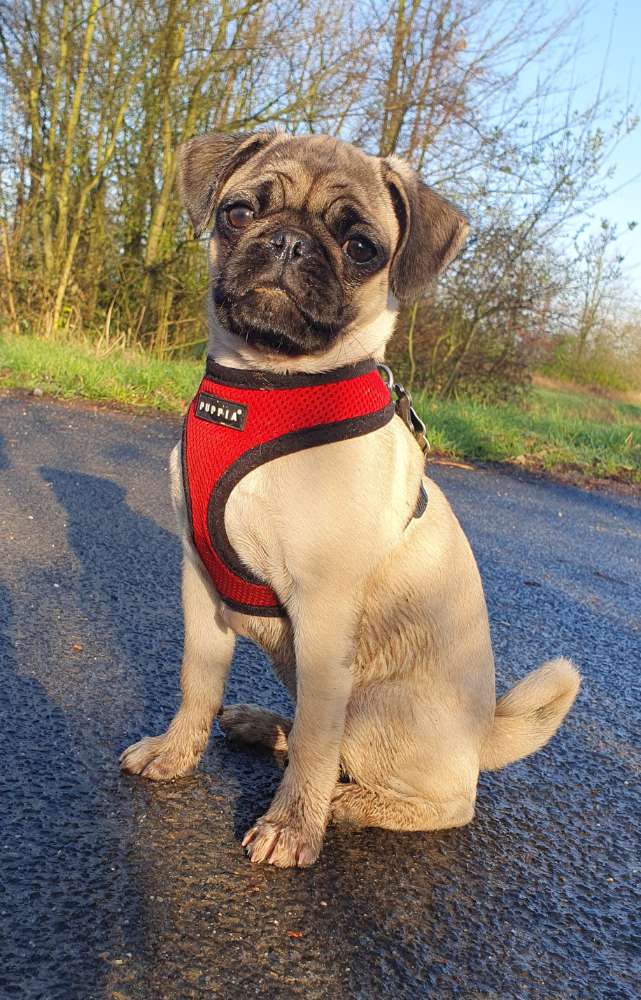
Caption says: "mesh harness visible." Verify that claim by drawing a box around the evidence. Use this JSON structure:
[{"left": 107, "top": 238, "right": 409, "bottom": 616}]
[{"left": 182, "top": 356, "right": 425, "bottom": 617}]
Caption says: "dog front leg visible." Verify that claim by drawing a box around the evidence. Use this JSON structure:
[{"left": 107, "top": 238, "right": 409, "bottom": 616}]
[
  {"left": 120, "top": 545, "right": 235, "bottom": 780},
  {"left": 242, "top": 595, "right": 356, "bottom": 867}
]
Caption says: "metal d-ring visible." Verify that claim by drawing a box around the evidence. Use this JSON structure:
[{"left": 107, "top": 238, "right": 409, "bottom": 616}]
[
  {"left": 377, "top": 364, "right": 394, "bottom": 391},
  {"left": 378, "top": 363, "right": 430, "bottom": 455}
]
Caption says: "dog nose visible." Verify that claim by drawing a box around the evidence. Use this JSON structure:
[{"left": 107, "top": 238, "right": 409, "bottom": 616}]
[{"left": 268, "top": 228, "right": 310, "bottom": 262}]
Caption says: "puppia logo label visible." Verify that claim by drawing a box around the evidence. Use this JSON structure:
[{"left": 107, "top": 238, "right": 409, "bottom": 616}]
[{"left": 195, "top": 391, "right": 247, "bottom": 430}]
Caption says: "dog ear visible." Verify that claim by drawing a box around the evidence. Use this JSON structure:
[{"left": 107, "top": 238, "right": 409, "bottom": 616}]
[
  {"left": 383, "top": 156, "right": 469, "bottom": 302},
  {"left": 177, "top": 130, "right": 278, "bottom": 237}
]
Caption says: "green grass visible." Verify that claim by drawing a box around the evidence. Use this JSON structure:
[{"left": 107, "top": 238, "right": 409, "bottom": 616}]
[
  {"left": 1, "top": 333, "right": 640, "bottom": 485},
  {"left": 0, "top": 332, "right": 200, "bottom": 411},
  {"left": 417, "top": 386, "right": 641, "bottom": 484}
]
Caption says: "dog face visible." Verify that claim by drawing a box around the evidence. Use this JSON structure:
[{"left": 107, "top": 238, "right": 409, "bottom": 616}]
[{"left": 178, "top": 132, "right": 469, "bottom": 359}]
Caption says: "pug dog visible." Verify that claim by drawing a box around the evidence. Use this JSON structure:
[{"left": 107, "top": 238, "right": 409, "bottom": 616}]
[{"left": 120, "top": 132, "right": 580, "bottom": 868}]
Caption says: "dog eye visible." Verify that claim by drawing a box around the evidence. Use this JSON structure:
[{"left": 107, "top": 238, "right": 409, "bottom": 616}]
[
  {"left": 343, "top": 236, "right": 376, "bottom": 263},
  {"left": 226, "top": 204, "right": 255, "bottom": 229}
]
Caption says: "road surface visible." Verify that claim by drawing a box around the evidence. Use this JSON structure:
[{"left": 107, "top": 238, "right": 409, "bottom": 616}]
[{"left": 1, "top": 393, "right": 639, "bottom": 999}]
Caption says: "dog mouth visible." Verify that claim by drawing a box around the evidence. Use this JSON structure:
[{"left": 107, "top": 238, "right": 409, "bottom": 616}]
[{"left": 213, "top": 281, "right": 343, "bottom": 356}]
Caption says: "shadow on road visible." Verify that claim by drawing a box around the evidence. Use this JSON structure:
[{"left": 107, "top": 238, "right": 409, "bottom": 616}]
[
  {"left": 0, "top": 581, "right": 130, "bottom": 1000},
  {"left": 0, "top": 431, "right": 9, "bottom": 470},
  {"left": 42, "top": 466, "right": 184, "bottom": 734},
  {"left": 40, "top": 465, "right": 289, "bottom": 821}
]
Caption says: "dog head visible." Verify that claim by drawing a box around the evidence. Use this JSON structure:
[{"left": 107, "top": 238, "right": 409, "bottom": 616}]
[{"left": 177, "top": 131, "right": 468, "bottom": 363}]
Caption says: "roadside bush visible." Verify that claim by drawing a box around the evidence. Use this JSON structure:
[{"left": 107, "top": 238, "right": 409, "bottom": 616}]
[
  {"left": 541, "top": 338, "right": 641, "bottom": 393},
  {"left": 386, "top": 302, "right": 533, "bottom": 404}
]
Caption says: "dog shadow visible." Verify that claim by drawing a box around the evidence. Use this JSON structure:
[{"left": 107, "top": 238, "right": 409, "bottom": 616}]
[{"left": 39, "top": 465, "right": 289, "bottom": 797}]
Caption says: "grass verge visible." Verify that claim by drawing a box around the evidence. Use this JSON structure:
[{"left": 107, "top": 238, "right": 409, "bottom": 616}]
[
  {"left": 417, "top": 387, "right": 641, "bottom": 485},
  {"left": 0, "top": 332, "right": 200, "bottom": 410},
  {"left": 1, "top": 333, "right": 640, "bottom": 487}
]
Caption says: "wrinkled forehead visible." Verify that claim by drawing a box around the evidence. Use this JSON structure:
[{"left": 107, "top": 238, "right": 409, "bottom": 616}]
[{"left": 222, "top": 135, "right": 396, "bottom": 232}]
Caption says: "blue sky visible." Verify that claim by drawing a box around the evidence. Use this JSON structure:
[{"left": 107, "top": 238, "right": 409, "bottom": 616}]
[{"left": 566, "top": 1, "right": 641, "bottom": 294}]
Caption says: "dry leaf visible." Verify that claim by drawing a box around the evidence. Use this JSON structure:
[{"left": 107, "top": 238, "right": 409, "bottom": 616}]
[{"left": 432, "top": 459, "right": 474, "bottom": 470}]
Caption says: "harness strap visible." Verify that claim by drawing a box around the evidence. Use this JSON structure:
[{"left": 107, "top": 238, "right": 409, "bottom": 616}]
[{"left": 413, "top": 479, "right": 428, "bottom": 519}]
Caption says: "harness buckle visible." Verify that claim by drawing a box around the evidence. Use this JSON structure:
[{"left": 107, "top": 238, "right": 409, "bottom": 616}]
[{"left": 378, "top": 365, "right": 430, "bottom": 454}]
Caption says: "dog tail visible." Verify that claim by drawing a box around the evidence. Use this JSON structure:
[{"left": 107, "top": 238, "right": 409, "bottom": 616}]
[{"left": 479, "top": 658, "right": 580, "bottom": 771}]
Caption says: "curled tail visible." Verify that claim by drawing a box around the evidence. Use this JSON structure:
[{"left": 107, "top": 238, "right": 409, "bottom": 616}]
[{"left": 480, "top": 658, "right": 581, "bottom": 771}]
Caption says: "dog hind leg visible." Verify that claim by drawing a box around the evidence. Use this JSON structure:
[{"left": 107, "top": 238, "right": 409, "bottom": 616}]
[
  {"left": 330, "top": 782, "right": 474, "bottom": 832},
  {"left": 218, "top": 703, "right": 291, "bottom": 751}
]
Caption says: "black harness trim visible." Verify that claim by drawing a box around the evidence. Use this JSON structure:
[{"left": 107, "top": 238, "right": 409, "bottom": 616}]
[
  {"left": 205, "top": 356, "right": 378, "bottom": 389},
  {"left": 181, "top": 416, "right": 194, "bottom": 539}
]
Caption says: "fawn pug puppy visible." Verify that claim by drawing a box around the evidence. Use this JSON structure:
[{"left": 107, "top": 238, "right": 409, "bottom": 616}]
[{"left": 120, "top": 132, "right": 580, "bottom": 868}]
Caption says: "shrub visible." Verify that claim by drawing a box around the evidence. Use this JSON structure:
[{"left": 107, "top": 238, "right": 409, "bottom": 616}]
[{"left": 541, "top": 338, "right": 641, "bottom": 393}]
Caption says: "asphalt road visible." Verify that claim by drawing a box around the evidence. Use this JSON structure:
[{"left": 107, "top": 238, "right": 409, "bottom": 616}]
[{"left": 1, "top": 392, "right": 639, "bottom": 1000}]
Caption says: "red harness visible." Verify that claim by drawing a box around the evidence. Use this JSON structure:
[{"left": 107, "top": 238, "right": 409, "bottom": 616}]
[{"left": 182, "top": 357, "right": 397, "bottom": 616}]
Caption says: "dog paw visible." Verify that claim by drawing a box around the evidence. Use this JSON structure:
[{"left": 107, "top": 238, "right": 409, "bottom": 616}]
[
  {"left": 241, "top": 815, "right": 321, "bottom": 868},
  {"left": 119, "top": 734, "right": 201, "bottom": 781}
]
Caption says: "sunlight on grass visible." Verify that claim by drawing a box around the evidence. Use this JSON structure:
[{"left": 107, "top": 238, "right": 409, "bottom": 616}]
[
  {"left": 0, "top": 333, "right": 201, "bottom": 411},
  {"left": 415, "top": 386, "right": 641, "bottom": 484}
]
